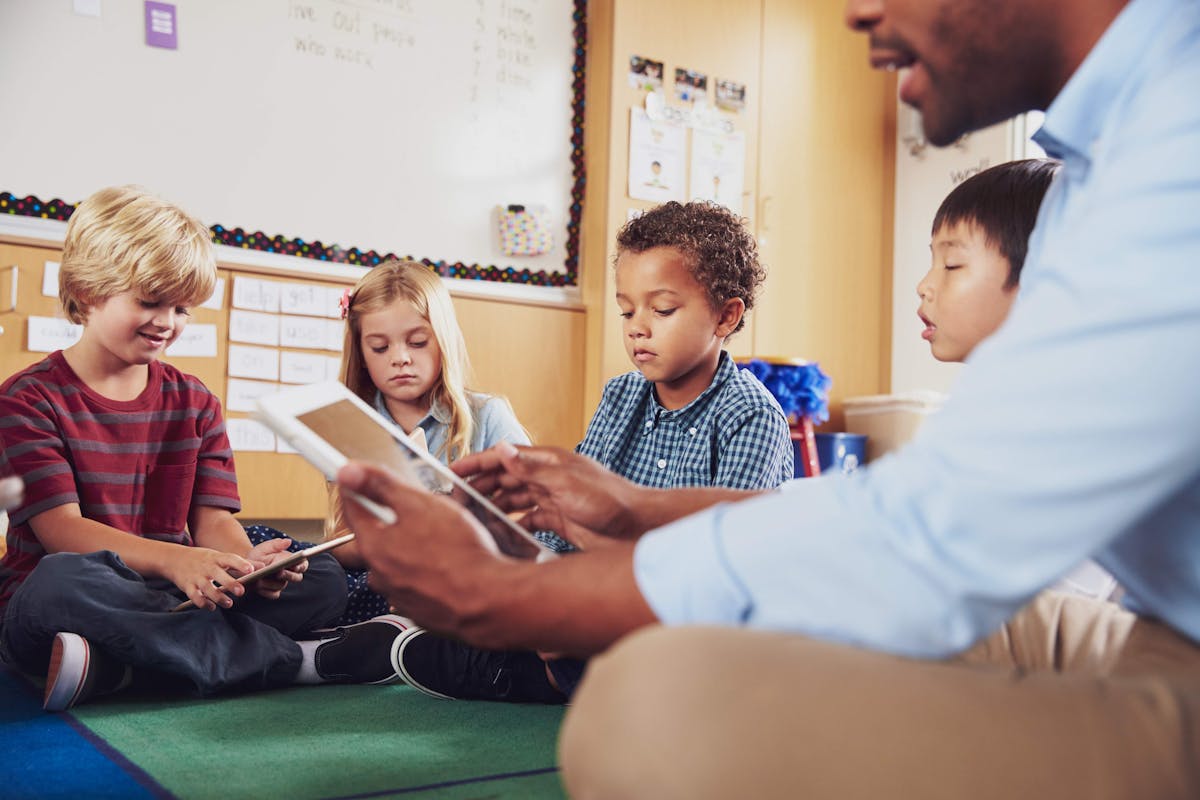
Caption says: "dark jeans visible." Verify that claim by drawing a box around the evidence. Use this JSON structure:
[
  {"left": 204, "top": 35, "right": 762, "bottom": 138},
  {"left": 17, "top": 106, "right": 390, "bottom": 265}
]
[{"left": 0, "top": 549, "right": 347, "bottom": 696}]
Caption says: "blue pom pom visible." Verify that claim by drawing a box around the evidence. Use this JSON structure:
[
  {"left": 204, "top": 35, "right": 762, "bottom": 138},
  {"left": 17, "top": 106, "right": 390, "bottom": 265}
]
[{"left": 738, "top": 359, "right": 831, "bottom": 425}]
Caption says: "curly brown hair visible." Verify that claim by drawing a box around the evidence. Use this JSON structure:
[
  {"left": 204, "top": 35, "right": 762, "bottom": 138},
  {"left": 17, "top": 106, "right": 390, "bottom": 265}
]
[{"left": 615, "top": 201, "right": 764, "bottom": 334}]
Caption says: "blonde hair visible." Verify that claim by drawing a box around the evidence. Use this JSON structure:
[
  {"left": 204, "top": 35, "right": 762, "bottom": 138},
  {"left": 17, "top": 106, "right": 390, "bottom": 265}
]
[
  {"left": 59, "top": 185, "right": 216, "bottom": 324},
  {"left": 326, "top": 259, "right": 477, "bottom": 539}
]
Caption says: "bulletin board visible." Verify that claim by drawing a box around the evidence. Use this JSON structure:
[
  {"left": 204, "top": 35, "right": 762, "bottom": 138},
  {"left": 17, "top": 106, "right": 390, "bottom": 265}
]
[{"left": 0, "top": 0, "right": 586, "bottom": 289}]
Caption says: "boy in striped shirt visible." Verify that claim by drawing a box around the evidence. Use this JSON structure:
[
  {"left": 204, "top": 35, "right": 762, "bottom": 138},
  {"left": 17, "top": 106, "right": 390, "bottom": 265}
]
[{"left": 0, "top": 185, "right": 407, "bottom": 711}]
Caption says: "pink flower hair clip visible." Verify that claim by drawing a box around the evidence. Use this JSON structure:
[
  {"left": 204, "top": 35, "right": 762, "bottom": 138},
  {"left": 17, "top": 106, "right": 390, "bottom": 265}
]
[{"left": 338, "top": 287, "right": 354, "bottom": 320}]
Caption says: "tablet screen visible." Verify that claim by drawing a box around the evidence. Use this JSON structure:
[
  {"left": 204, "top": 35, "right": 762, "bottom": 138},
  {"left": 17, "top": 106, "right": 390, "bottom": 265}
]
[{"left": 294, "top": 397, "right": 544, "bottom": 559}]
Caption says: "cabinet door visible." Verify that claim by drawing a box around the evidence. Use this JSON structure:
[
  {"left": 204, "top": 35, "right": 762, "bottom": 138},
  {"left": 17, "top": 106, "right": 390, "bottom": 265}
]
[{"left": 754, "top": 0, "right": 893, "bottom": 426}]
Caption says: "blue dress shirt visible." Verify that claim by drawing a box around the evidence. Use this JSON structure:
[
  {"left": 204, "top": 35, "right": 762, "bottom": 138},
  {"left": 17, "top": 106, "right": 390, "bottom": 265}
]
[{"left": 633, "top": 0, "right": 1200, "bottom": 655}]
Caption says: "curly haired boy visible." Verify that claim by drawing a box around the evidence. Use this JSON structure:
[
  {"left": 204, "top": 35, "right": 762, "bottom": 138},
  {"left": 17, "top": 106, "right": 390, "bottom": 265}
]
[{"left": 388, "top": 201, "right": 794, "bottom": 703}]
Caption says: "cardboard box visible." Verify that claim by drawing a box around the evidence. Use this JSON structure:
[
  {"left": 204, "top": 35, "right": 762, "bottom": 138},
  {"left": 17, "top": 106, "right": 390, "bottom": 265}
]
[{"left": 843, "top": 391, "right": 945, "bottom": 462}]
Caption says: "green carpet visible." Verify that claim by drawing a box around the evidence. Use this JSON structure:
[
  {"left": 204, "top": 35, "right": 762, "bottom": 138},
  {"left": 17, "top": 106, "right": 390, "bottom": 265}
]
[{"left": 68, "top": 683, "right": 567, "bottom": 799}]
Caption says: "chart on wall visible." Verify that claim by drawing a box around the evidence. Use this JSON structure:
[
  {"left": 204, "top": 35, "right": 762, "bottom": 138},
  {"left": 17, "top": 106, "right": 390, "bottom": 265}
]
[{"left": 0, "top": 0, "right": 586, "bottom": 289}]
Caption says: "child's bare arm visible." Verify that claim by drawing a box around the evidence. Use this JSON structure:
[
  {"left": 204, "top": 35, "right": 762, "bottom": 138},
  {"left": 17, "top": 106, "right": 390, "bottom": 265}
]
[
  {"left": 29, "top": 503, "right": 256, "bottom": 610},
  {"left": 31, "top": 503, "right": 192, "bottom": 578}
]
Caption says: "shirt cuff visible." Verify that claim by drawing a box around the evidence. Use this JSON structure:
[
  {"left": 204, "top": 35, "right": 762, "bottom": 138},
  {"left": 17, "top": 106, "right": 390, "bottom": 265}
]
[{"left": 633, "top": 502, "right": 752, "bottom": 626}]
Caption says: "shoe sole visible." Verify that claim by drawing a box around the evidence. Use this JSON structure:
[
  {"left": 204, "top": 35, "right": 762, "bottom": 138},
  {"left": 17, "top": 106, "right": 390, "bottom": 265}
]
[
  {"left": 391, "top": 628, "right": 455, "bottom": 700},
  {"left": 44, "top": 632, "right": 89, "bottom": 712}
]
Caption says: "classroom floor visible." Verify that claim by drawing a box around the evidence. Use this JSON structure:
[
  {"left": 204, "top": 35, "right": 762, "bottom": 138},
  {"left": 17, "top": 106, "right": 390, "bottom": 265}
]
[{"left": 1, "top": 663, "right": 566, "bottom": 799}]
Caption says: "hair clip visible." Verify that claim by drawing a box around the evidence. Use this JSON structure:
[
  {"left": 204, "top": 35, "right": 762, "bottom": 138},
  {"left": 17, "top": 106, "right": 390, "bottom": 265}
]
[{"left": 338, "top": 287, "right": 353, "bottom": 320}]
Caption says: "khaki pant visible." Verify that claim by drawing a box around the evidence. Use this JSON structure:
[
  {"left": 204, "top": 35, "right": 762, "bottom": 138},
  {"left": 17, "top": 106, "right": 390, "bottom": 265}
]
[{"left": 560, "top": 593, "right": 1200, "bottom": 799}]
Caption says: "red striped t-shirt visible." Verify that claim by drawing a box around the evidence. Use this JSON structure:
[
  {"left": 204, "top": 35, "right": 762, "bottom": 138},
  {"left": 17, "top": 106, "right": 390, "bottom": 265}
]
[{"left": 0, "top": 351, "right": 241, "bottom": 610}]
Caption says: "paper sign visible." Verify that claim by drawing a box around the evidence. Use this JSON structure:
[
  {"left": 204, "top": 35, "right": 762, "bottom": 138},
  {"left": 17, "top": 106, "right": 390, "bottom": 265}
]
[
  {"left": 42, "top": 261, "right": 60, "bottom": 298},
  {"left": 280, "top": 314, "right": 329, "bottom": 350},
  {"left": 280, "top": 282, "right": 334, "bottom": 318},
  {"left": 326, "top": 355, "right": 343, "bottom": 381},
  {"left": 325, "top": 319, "right": 345, "bottom": 352},
  {"left": 201, "top": 277, "right": 226, "bottom": 311},
  {"left": 279, "top": 351, "right": 330, "bottom": 384},
  {"left": 276, "top": 435, "right": 299, "bottom": 454},
  {"left": 226, "top": 417, "right": 276, "bottom": 452},
  {"left": 27, "top": 316, "right": 83, "bottom": 353},
  {"left": 228, "top": 309, "right": 279, "bottom": 346},
  {"left": 232, "top": 276, "right": 281, "bottom": 313},
  {"left": 167, "top": 323, "right": 217, "bottom": 357},
  {"left": 228, "top": 344, "right": 280, "bottom": 381},
  {"left": 225, "top": 378, "right": 280, "bottom": 413},
  {"left": 628, "top": 108, "right": 687, "bottom": 203},
  {"left": 690, "top": 128, "right": 746, "bottom": 213},
  {"left": 326, "top": 286, "right": 347, "bottom": 318},
  {"left": 145, "top": 1, "right": 178, "bottom": 50}
]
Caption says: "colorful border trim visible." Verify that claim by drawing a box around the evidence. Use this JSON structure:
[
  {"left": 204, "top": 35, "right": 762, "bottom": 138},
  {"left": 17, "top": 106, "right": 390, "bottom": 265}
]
[{"left": 0, "top": 0, "right": 587, "bottom": 289}]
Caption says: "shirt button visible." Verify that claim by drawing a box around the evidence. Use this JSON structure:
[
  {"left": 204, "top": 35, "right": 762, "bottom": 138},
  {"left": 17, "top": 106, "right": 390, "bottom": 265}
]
[
  {"left": 644, "top": 420, "right": 653, "bottom": 428},
  {"left": 688, "top": 427, "right": 697, "bottom": 436},
  {"left": 656, "top": 458, "right": 667, "bottom": 469}
]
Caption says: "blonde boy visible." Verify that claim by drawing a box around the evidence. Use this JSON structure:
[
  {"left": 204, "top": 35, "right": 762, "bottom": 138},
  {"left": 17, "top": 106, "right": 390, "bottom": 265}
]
[{"left": 0, "top": 185, "right": 405, "bottom": 711}]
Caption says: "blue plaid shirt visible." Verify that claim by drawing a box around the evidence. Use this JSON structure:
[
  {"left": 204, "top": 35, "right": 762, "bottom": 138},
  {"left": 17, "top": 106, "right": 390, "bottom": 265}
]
[
  {"left": 580, "top": 351, "right": 793, "bottom": 489},
  {"left": 537, "top": 351, "right": 793, "bottom": 549}
]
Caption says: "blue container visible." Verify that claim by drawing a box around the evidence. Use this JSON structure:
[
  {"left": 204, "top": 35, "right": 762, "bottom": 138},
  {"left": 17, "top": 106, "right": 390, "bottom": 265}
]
[{"left": 815, "top": 433, "right": 867, "bottom": 475}]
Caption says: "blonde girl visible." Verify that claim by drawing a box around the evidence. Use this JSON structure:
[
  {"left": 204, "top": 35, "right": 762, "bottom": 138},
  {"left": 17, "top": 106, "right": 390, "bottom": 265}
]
[{"left": 250, "top": 259, "right": 528, "bottom": 624}]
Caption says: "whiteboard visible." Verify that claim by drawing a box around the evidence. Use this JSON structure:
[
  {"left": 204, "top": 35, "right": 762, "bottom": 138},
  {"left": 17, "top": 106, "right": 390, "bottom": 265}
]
[{"left": 0, "top": 0, "right": 583, "bottom": 289}]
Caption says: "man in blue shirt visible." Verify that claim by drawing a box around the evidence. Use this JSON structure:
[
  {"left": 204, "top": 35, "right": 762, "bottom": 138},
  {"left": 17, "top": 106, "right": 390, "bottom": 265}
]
[{"left": 339, "top": 0, "right": 1200, "bottom": 795}]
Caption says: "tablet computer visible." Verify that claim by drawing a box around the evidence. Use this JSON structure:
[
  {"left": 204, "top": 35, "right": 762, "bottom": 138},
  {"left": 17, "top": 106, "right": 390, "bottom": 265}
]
[
  {"left": 171, "top": 533, "right": 356, "bottom": 612},
  {"left": 252, "top": 381, "right": 551, "bottom": 559}
]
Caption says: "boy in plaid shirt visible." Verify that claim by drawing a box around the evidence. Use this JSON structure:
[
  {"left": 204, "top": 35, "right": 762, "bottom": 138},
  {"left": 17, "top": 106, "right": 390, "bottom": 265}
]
[{"left": 390, "top": 201, "right": 793, "bottom": 702}]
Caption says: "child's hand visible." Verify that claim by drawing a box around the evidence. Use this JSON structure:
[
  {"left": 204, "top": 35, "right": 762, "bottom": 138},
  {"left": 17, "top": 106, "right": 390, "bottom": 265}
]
[
  {"left": 167, "top": 547, "right": 254, "bottom": 611},
  {"left": 244, "top": 538, "right": 308, "bottom": 600}
]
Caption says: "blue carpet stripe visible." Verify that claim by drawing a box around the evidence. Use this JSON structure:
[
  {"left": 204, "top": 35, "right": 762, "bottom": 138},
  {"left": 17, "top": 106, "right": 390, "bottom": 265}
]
[
  {"left": 0, "top": 665, "right": 170, "bottom": 800},
  {"left": 328, "top": 766, "right": 561, "bottom": 799},
  {"left": 61, "top": 711, "right": 178, "bottom": 800}
]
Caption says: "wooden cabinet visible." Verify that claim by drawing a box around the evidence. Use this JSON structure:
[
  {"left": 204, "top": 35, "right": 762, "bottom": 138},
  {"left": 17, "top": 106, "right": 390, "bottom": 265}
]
[{"left": 754, "top": 0, "right": 895, "bottom": 427}]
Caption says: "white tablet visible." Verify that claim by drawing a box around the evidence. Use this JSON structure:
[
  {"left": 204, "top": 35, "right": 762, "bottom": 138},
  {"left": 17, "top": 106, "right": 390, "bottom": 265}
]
[{"left": 252, "top": 381, "right": 551, "bottom": 559}]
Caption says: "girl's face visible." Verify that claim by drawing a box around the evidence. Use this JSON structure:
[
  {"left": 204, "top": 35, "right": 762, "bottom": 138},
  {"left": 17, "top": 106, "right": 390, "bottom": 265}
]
[{"left": 358, "top": 297, "right": 442, "bottom": 418}]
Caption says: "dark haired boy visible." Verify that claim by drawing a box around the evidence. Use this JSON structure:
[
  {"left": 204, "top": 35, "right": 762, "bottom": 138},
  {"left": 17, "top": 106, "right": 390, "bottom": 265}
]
[
  {"left": 918, "top": 158, "right": 1061, "bottom": 362},
  {"left": 390, "top": 200, "right": 794, "bottom": 701}
]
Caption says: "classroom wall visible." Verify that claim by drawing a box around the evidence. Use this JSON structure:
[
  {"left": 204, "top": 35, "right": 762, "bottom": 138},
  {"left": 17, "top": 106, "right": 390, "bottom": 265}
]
[{"left": 0, "top": 0, "right": 896, "bottom": 523}]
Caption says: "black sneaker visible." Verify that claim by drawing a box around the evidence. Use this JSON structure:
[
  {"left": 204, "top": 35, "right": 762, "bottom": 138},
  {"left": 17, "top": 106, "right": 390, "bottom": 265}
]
[
  {"left": 313, "top": 614, "right": 410, "bottom": 685},
  {"left": 43, "top": 632, "right": 132, "bottom": 712},
  {"left": 391, "top": 628, "right": 565, "bottom": 704}
]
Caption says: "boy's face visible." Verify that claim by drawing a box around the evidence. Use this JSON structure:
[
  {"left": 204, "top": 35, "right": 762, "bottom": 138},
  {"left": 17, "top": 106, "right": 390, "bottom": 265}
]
[
  {"left": 615, "top": 247, "right": 735, "bottom": 406},
  {"left": 918, "top": 221, "right": 1017, "bottom": 363},
  {"left": 82, "top": 290, "right": 190, "bottom": 367}
]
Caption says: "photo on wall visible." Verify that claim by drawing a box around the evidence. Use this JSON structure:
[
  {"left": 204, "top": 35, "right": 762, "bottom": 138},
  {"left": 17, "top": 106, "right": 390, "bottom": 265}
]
[
  {"left": 628, "top": 55, "right": 664, "bottom": 91},
  {"left": 674, "top": 67, "right": 707, "bottom": 103},
  {"left": 715, "top": 78, "right": 746, "bottom": 111}
]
